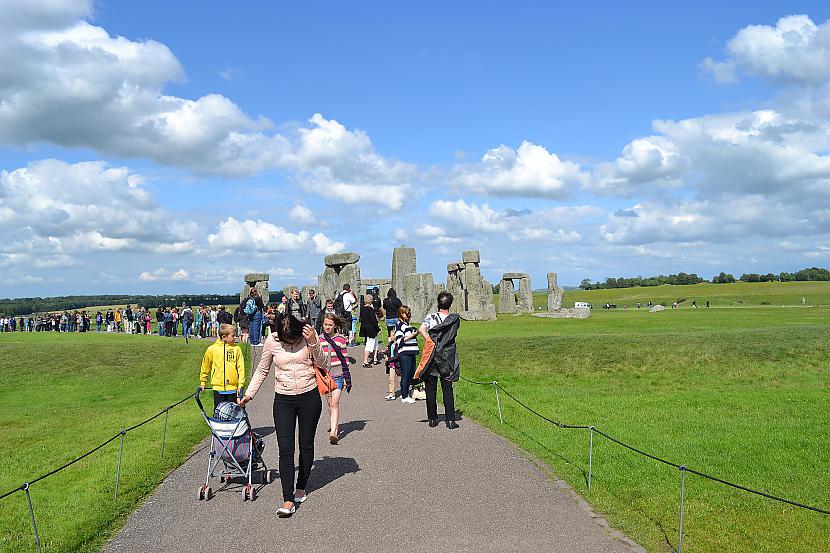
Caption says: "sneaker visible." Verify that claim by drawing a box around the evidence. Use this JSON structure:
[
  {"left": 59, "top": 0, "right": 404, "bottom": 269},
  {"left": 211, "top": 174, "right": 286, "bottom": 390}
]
[
  {"left": 384, "top": 393, "right": 396, "bottom": 400},
  {"left": 402, "top": 397, "right": 416, "bottom": 404}
]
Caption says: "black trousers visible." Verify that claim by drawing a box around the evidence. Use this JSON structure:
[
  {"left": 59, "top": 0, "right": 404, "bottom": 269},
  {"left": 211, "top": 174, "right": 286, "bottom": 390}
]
[
  {"left": 425, "top": 373, "right": 456, "bottom": 422},
  {"left": 273, "top": 389, "right": 322, "bottom": 502}
]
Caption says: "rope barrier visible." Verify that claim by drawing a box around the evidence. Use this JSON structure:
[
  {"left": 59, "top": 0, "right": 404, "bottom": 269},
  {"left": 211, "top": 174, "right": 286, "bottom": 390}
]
[
  {"left": 0, "top": 391, "right": 194, "bottom": 501},
  {"left": 459, "top": 374, "right": 830, "bottom": 516}
]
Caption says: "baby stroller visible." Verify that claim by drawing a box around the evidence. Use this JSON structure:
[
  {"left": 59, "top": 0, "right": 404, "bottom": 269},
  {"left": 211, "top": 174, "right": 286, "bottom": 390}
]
[{"left": 195, "top": 389, "right": 272, "bottom": 501}]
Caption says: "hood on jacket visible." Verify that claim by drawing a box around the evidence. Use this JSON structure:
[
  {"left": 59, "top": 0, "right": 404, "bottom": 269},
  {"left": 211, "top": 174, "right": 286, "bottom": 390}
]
[{"left": 387, "top": 288, "right": 397, "bottom": 299}]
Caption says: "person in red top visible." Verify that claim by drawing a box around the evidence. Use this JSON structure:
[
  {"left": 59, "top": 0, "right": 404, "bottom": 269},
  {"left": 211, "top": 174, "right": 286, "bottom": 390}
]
[{"left": 320, "top": 313, "right": 351, "bottom": 444}]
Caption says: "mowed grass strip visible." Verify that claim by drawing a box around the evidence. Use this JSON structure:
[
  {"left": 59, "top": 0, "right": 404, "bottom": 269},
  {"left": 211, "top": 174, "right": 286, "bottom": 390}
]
[
  {"left": 521, "top": 280, "right": 830, "bottom": 309},
  {"left": 0, "top": 332, "right": 216, "bottom": 553},
  {"left": 455, "top": 306, "right": 830, "bottom": 553}
]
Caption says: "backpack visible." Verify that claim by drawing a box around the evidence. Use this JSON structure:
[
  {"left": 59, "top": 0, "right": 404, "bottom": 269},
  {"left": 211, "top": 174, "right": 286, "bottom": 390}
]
[
  {"left": 244, "top": 297, "right": 256, "bottom": 316},
  {"left": 333, "top": 292, "right": 347, "bottom": 318}
]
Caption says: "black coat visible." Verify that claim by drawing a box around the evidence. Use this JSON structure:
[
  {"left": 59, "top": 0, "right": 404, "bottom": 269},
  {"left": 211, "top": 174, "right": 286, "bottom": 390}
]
[
  {"left": 425, "top": 313, "right": 461, "bottom": 381},
  {"left": 359, "top": 305, "right": 380, "bottom": 338}
]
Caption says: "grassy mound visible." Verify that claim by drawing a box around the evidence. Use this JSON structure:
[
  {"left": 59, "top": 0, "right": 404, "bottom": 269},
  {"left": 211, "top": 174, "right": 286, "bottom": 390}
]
[
  {"left": 0, "top": 333, "right": 215, "bottom": 553},
  {"left": 456, "top": 306, "right": 829, "bottom": 552}
]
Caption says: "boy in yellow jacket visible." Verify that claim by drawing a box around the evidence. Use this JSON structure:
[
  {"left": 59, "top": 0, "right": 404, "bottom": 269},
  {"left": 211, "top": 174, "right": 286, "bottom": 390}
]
[{"left": 199, "top": 324, "right": 246, "bottom": 411}]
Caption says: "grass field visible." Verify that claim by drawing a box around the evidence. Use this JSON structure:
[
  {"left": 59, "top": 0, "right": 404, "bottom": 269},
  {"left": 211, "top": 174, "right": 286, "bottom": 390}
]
[
  {"left": 456, "top": 303, "right": 830, "bottom": 552},
  {"left": 0, "top": 333, "right": 222, "bottom": 553},
  {"left": 520, "top": 280, "right": 830, "bottom": 309},
  {"left": 2, "top": 283, "right": 828, "bottom": 552}
]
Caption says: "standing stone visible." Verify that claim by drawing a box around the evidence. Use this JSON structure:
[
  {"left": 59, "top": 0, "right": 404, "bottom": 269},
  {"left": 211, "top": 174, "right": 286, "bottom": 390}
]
[
  {"left": 547, "top": 272, "right": 565, "bottom": 312},
  {"left": 337, "top": 263, "right": 361, "bottom": 300},
  {"left": 392, "top": 246, "right": 417, "bottom": 296},
  {"left": 241, "top": 273, "right": 270, "bottom": 305},
  {"left": 318, "top": 267, "right": 337, "bottom": 303},
  {"left": 404, "top": 272, "right": 437, "bottom": 323},
  {"left": 499, "top": 278, "right": 516, "bottom": 313},
  {"left": 518, "top": 275, "right": 534, "bottom": 313}
]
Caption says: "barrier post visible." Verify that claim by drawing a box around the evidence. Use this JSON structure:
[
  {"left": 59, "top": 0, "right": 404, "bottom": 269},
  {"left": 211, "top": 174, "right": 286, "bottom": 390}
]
[
  {"left": 678, "top": 465, "right": 686, "bottom": 553},
  {"left": 23, "top": 483, "right": 42, "bottom": 553},
  {"left": 160, "top": 407, "right": 170, "bottom": 459},
  {"left": 115, "top": 430, "right": 126, "bottom": 499},
  {"left": 588, "top": 426, "right": 594, "bottom": 491},
  {"left": 493, "top": 382, "right": 503, "bottom": 424}
]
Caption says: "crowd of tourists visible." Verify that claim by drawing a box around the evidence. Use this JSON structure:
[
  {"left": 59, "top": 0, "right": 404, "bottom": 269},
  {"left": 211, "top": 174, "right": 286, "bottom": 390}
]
[{"left": 202, "top": 285, "right": 461, "bottom": 518}]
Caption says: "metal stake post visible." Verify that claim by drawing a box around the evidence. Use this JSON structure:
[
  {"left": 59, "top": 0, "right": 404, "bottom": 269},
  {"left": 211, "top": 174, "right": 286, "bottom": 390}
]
[
  {"left": 678, "top": 465, "right": 686, "bottom": 553},
  {"left": 161, "top": 407, "right": 170, "bottom": 459},
  {"left": 588, "top": 426, "right": 594, "bottom": 491},
  {"left": 493, "top": 382, "right": 503, "bottom": 424},
  {"left": 23, "top": 483, "right": 42, "bottom": 553},
  {"left": 115, "top": 430, "right": 126, "bottom": 499}
]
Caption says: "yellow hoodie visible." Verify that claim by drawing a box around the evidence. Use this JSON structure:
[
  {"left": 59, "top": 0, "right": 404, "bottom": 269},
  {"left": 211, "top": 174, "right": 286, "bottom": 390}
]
[{"left": 199, "top": 340, "right": 246, "bottom": 393}]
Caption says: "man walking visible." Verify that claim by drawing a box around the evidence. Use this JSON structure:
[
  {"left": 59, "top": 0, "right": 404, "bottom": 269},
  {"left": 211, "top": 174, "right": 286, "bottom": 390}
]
[
  {"left": 416, "top": 291, "right": 461, "bottom": 429},
  {"left": 306, "top": 289, "right": 322, "bottom": 332}
]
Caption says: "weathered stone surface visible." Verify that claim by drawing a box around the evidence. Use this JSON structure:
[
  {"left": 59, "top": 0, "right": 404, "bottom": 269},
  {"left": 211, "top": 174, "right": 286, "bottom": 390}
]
[
  {"left": 547, "top": 272, "right": 565, "bottom": 312},
  {"left": 447, "top": 263, "right": 461, "bottom": 273},
  {"left": 324, "top": 252, "right": 360, "bottom": 267},
  {"left": 404, "top": 272, "right": 437, "bottom": 323},
  {"left": 518, "top": 275, "right": 534, "bottom": 313},
  {"left": 462, "top": 250, "right": 480, "bottom": 264},
  {"left": 337, "top": 264, "right": 361, "bottom": 299},
  {"left": 318, "top": 267, "right": 337, "bottom": 303},
  {"left": 392, "top": 247, "right": 416, "bottom": 294},
  {"left": 649, "top": 304, "right": 666, "bottom": 312},
  {"left": 283, "top": 284, "right": 299, "bottom": 301},
  {"left": 499, "top": 278, "right": 516, "bottom": 314},
  {"left": 244, "top": 273, "right": 269, "bottom": 284},
  {"left": 363, "top": 279, "right": 391, "bottom": 306},
  {"left": 502, "top": 272, "right": 529, "bottom": 279},
  {"left": 533, "top": 307, "right": 591, "bottom": 319}
]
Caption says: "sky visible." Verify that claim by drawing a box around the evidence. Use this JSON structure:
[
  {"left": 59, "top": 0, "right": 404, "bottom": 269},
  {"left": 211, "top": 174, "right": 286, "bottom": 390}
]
[{"left": 1, "top": 0, "right": 830, "bottom": 297}]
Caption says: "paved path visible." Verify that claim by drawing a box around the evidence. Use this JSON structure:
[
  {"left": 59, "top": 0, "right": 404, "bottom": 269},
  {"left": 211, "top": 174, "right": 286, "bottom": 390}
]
[{"left": 106, "top": 346, "right": 643, "bottom": 553}]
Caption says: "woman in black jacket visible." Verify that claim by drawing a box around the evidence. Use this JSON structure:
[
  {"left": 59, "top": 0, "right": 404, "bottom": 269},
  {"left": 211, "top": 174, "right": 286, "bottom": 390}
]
[
  {"left": 382, "top": 288, "right": 402, "bottom": 343},
  {"left": 359, "top": 294, "right": 380, "bottom": 367}
]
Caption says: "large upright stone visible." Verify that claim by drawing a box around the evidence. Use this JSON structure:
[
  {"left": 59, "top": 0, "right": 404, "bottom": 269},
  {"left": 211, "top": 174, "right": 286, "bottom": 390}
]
[
  {"left": 547, "top": 272, "right": 565, "bottom": 312},
  {"left": 318, "top": 267, "right": 337, "bottom": 302},
  {"left": 462, "top": 250, "right": 480, "bottom": 264},
  {"left": 404, "top": 272, "right": 437, "bottom": 323},
  {"left": 518, "top": 275, "right": 534, "bottom": 313},
  {"left": 337, "top": 263, "right": 361, "bottom": 299},
  {"left": 241, "top": 273, "right": 270, "bottom": 305},
  {"left": 392, "top": 246, "right": 416, "bottom": 295},
  {"left": 499, "top": 278, "right": 516, "bottom": 313}
]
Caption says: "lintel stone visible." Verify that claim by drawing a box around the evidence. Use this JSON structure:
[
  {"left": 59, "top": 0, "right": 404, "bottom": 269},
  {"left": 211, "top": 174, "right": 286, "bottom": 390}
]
[
  {"left": 324, "top": 252, "right": 360, "bottom": 266},
  {"left": 462, "top": 250, "right": 480, "bottom": 264}
]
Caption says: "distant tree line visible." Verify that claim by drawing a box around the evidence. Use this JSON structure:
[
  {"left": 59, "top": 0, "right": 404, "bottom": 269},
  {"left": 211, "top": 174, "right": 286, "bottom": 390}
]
[
  {"left": 579, "top": 273, "right": 706, "bottom": 290},
  {"left": 581, "top": 267, "right": 829, "bottom": 290},
  {"left": 0, "top": 294, "right": 242, "bottom": 317}
]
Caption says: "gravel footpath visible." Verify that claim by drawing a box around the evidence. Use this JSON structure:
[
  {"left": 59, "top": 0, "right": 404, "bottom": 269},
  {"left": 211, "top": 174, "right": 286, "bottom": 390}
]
[{"left": 105, "top": 345, "right": 643, "bottom": 553}]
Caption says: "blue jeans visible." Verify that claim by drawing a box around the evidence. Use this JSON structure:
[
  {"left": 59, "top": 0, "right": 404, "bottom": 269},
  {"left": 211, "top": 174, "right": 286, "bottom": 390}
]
[
  {"left": 183, "top": 321, "right": 191, "bottom": 339},
  {"left": 96, "top": 323, "right": 101, "bottom": 332},
  {"left": 249, "top": 311, "right": 263, "bottom": 345},
  {"left": 399, "top": 353, "right": 416, "bottom": 400}
]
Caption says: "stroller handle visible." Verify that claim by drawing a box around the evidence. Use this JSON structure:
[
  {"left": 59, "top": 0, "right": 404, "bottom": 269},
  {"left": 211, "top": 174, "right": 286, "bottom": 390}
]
[{"left": 194, "top": 387, "right": 206, "bottom": 414}]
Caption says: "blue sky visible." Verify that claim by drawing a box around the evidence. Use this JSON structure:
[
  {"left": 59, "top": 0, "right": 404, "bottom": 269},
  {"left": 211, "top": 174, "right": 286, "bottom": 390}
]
[{"left": 1, "top": 1, "right": 829, "bottom": 296}]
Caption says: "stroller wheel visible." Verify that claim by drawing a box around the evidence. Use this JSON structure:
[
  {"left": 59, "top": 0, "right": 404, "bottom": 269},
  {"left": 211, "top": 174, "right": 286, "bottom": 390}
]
[
  {"left": 197, "top": 486, "right": 204, "bottom": 501},
  {"left": 265, "top": 470, "right": 274, "bottom": 484},
  {"left": 205, "top": 486, "right": 213, "bottom": 501},
  {"left": 248, "top": 485, "right": 257, "bottom": 502},
  {"left": 243, "top": 484, "right": 250, "bottom": 501}
]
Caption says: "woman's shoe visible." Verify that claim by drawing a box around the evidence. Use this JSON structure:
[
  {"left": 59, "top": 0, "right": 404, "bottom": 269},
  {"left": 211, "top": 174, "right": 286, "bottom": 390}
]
[
  {"left": 428, "top": 419, "right": 439, "bottom": 427},
  {"left": 362, "top": 363, "right": 371, "bottom": 368},
  {"left": 293, "top": 494, "right": 307, "bottom": 504},
  {"left": 329, "top": 434, "right": 339, "bottom": 445},
  {"left": 277, "top": 503, "right": 296, "bottom": 517},
  {"left": 446, "top": 420, "right": 459, "bottom": 429}
]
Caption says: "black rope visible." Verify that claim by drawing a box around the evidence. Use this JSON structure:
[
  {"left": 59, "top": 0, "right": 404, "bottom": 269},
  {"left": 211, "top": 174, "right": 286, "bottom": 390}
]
[
  {"left": 459, "top": 374, "right": 493, "bottom": 386},
  {"left": 0, "top": 391, "right": 193, "bottom": 500},
  {"left": 486, "top": 380, "right": 829, "bottom": 516}
]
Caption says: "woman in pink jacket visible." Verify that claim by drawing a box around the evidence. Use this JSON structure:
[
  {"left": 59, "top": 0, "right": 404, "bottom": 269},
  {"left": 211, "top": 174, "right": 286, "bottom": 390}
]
[{"left": 238, "top": 314, "right": 325, "bottom": 518}]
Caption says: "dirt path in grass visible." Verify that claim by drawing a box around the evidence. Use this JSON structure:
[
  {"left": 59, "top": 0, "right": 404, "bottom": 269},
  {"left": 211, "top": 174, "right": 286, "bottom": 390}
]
[{"left": 105, "top": 345, "right": 643, "bottom": 553}]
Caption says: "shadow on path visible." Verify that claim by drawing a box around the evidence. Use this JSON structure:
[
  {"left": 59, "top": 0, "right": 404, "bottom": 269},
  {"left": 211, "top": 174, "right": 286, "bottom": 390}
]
[
  {"left": 306, "top": 456, "right": 360, "bottom": 493},
  {"left": 251, "top": 426, "right": 275, "bottom": 438},
  {"left": 337, "top": 419, "right": 368, "bottom": 439}
]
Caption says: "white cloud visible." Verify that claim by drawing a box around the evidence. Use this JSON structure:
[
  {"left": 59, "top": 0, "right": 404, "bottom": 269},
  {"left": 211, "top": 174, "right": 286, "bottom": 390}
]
[
  {"left": 0, "top": 8, "right": 416, "bottom": 209},
  {"left": 430, "top": 199, "right": 508, "bottom": 233},
  {"left": 0, "top": 159, "right": 199, "bottom": 257},
  {"left": 289, "top": 203, "right": 315, "bottom": 224},
  {"left": 514, "top": 228, "right": 582, "bottom": 243},
  {"left": 206, "top": 217, "right": 344, "bottom": 255},
  {"left": 702, "top": 15, "right": 830, "bottom": 84},
  {"left": 452, "top": 141, "right": 586, "bottom": 198},
  {"left": 139, "top": 268, "right": 190, "bottom": 282}
]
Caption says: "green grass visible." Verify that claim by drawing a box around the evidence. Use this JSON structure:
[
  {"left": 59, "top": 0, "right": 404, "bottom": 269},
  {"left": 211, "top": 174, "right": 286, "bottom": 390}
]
[
  {"left": 455, "top": 306, "right": 830, "bottom": 552},
  {"left": 0, "top": 333, "right": 219, "bottom": 553},
  {"left": 519, "top": 280, "right": 830, "bottom": 309}
]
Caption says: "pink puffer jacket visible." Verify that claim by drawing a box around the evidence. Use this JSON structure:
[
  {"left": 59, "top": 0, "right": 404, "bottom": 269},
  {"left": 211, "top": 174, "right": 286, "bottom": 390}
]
[{"left": 246, "top": 333, "right": 325, "bottom": 397}]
